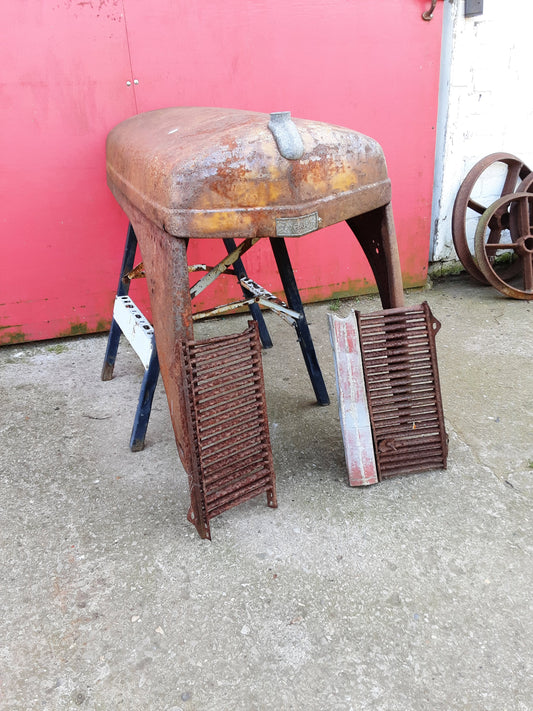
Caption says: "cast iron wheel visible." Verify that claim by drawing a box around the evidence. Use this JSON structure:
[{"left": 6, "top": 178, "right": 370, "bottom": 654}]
[
  {"left": 474, "top": 192, "right": 533, "bottom": 300},
  {"left": 452, "top": 153, "right": 531, "bottom": 283}
]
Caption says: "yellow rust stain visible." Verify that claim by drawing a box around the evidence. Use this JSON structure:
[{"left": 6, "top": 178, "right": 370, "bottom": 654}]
[
  {"left": 194, "top": 158, "right": 285, "bottom": 209},
  {"left": 293, "top": 155, "right": 359, "bottom": 199},
  {"left": 190, "top": 210, "right": 254, "bottom": 236},
  {"left": 329, "top": 165, "right": 359, "bottom": 193}
]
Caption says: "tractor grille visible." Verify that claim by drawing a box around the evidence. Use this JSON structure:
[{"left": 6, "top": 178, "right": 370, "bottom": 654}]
[
  {"left": 356, "top": 303, "right": 447, "bottom": 479},
  {"left": 183, "top": 321, "right": 277, "bottom": 538}
]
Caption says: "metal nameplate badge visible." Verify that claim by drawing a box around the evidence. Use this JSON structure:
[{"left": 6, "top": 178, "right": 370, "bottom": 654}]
[{"left": 275, "top": 212, "right": 319, "bottom": 237}]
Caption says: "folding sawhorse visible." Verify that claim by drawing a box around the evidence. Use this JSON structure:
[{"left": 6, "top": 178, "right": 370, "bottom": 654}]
[{"left": 102, "top": 223, "right": 330, "bottom": 451}]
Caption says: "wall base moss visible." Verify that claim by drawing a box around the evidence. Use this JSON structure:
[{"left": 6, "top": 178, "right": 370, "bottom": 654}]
[{"left": 428, "top": 260, "right": 465, "bottom": 279}]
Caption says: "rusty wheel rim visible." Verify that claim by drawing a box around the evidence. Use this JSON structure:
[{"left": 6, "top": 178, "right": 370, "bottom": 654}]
[
  {"left": 516, "top": 171, "right": 533, "bottom": 193},
  {"left": 474, "top": 192, "right": 533, "bottom": 300},
  {"left": 452, "top": 153, "right": 531, "bottom": 283}
]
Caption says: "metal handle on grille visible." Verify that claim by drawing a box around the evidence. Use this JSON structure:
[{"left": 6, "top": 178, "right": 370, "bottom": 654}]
[
  {"left": 268, "top": 111, "right": 305, "bottom": 160},
  {"left": 430, "top": 314, "right": 441, "bottom": 334}
]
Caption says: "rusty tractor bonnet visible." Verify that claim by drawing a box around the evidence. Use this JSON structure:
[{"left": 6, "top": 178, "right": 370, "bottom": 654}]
[{"left": 106, "top": 107, "right": 392, "bottom": 240}]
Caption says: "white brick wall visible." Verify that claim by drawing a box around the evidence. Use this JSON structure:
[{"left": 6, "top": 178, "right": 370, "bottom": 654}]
[{"left": 431, "top": 0, "right": 533, "bottom": 263}]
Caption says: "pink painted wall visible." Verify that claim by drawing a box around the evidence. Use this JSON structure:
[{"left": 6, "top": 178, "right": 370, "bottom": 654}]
[{"left": 0, "top": 0, "right": 443, "bottom": 344}]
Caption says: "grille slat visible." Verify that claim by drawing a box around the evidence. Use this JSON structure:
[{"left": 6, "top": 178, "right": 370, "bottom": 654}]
[
  {"left": 207, "top": 477, "right": 275, "bottom": 519},
  {"left": 202, "top": 452, "right": 272, "bottom": 483}
]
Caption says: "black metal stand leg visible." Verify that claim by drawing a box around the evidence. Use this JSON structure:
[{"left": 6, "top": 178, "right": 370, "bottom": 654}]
[
  {"left": 101, "top": 223, "right": 138, "bottom": 381},
  {"left": 269, "top": 237, "right": 330, "bottom": 405},
  {"left": 223, "top": 238, "right": 273, "bottom": 349},
  {"left": 130, "top": 341, "right": 160, "bottom": 452}
]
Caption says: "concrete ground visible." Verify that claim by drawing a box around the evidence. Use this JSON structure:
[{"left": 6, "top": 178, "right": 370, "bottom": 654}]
[{"left": 1, "top": 274, "right": 532, "bottom": 711}]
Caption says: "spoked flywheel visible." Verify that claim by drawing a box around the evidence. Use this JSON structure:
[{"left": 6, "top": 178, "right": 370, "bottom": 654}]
[
  {"left": 452, "top": 153, "right": 531, "bottom": 283},
  {"left": 474, "top": 192, "right": 533, "bottom": 300}
]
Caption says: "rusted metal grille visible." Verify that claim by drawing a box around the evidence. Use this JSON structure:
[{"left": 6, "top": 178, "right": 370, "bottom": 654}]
[
  {"left": 183, "top": 321, "right": 277, "bottom": 539},
  {"left": 356, "top": 302, "right": 447, "bottom": 479}
]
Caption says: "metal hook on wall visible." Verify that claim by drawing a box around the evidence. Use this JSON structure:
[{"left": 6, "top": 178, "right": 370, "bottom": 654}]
[{"left": 422, "top": 0, "right": 438, "bottom": 21}]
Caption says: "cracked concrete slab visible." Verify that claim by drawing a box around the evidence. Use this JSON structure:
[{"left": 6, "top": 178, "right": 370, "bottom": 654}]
[{"left": 0, "top": 275, "right": 531, "bottom": 710}]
